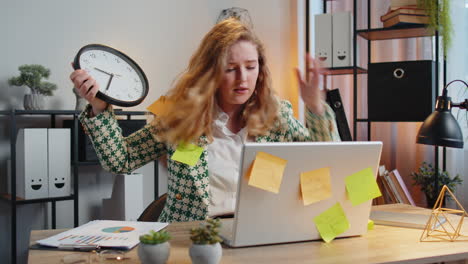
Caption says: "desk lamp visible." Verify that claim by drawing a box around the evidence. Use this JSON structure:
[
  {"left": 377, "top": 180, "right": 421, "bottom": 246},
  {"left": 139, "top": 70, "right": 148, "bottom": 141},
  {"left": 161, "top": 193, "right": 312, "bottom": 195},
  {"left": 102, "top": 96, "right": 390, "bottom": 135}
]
[{"left": 416, "top": 79, "right": 468, "bottom": 203}]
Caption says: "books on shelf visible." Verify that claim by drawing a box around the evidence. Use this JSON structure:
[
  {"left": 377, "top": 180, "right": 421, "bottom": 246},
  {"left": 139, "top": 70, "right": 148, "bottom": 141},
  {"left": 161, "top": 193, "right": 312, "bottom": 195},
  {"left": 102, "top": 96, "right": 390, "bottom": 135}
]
[
  {"left": 389, "top": 0, "right": 418, "bottom": 10},
  {"left": 383, "top": 14, "right": 429, "bottom": 28},
  {"left": 381, "top": 7, "right": 427, "bottom": 22},
  {"left": 375, "top": 166, "right": 415, "bottom": 206}
]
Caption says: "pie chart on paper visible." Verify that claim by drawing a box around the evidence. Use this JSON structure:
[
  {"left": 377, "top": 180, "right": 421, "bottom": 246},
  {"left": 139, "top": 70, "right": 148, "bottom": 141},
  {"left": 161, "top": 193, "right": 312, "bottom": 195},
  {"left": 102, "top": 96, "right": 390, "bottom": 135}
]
[{"left": 101, "top": 226, "right": 135, "bottom": 233}]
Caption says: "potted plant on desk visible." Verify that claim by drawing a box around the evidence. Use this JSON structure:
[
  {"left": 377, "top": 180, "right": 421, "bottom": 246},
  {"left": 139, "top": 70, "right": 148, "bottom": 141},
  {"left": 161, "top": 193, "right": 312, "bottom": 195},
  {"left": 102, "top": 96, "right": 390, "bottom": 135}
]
[
  {"left": 411, "top": 162, "right": 462, "bottom": 208},
  {"left": 189, "top": 218, "right": 223, "bottom": 264},
  {"left": 138, "top": 229, "right": 171, "bottom": 264}
]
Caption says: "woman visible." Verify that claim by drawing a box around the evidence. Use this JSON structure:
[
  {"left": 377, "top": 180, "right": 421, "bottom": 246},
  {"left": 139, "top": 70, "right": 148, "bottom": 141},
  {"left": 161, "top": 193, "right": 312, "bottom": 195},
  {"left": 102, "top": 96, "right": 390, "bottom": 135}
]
[{"left": 70, "top": 18, "right": 340, "bottom": 223}]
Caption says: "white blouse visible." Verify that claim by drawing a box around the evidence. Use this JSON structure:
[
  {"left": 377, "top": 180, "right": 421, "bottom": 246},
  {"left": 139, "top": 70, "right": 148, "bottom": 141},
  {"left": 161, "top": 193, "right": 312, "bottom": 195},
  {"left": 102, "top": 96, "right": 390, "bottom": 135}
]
[{"left": 206, "top": 107, "right": 249, "bottom": 217}]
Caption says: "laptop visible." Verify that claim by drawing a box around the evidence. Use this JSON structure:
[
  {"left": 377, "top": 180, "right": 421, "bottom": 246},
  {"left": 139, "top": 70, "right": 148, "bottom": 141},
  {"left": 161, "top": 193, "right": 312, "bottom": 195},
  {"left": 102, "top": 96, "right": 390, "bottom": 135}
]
[{"left": 220, "top": 141, "right": 383, "bottom": 247}]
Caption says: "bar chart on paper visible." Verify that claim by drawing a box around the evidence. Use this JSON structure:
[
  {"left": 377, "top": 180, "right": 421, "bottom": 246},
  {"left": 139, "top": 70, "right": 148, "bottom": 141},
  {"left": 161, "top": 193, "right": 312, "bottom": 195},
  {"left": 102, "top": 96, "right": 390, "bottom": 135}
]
[{"left": 36, "top": 220, "right": 167, "bottom": 249}]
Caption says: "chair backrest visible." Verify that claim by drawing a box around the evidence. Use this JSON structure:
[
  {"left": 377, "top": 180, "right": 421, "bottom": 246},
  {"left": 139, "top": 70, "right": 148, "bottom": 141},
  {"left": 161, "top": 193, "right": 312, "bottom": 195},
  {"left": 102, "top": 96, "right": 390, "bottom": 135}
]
[{"left": 138, "top": 193, "right": 167, "bottom": 222}]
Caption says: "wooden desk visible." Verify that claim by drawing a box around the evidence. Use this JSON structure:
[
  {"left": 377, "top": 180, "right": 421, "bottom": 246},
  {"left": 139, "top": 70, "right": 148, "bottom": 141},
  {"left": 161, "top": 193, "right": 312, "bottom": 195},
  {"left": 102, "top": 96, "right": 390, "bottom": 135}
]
[{"left": 29, "top": 206, "right": 468, "bottom": 264}]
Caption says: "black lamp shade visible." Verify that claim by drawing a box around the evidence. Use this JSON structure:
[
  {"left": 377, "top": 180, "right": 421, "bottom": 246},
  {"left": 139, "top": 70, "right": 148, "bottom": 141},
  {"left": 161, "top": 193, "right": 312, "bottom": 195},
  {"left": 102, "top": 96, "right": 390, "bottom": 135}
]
[{"left": 417, "top": 110, "right": 464, "bottom": 148}]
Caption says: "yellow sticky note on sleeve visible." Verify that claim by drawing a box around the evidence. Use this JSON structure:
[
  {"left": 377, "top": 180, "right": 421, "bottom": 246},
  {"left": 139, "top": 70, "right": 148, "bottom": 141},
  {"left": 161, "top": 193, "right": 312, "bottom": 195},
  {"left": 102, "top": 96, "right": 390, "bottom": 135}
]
[
  {"left": 368, "top": 219, "right": 374, "bottom": 230},
  {"left": 313, "top": 203, "right": 350, "bottom": 243},
  {"left": 171, "top": 143, "right": 203, "bottom": 166},
  {"left": 247, "top": 152, "right": 287, "bottom": 194},
  {"left": 146, "top": 96, "right": 173, "bottom": 117},
  {"left": 345, "top": 167, "right": 382, "bottom": 206},
  {"left": 300, "top": 167, "right": 332, "bottom": 205}
]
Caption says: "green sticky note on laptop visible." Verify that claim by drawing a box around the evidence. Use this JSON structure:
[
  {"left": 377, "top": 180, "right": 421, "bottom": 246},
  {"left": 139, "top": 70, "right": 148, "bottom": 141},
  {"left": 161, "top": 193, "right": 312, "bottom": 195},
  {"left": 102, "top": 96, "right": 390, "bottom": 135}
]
[
  {"left": 313, "top": 202, "right": 350, "bottom": 243},
  {"left": 171, "top": 143, "right": 203, "bottom": 166},
  {"left": 345, "top": 167, "right": 382, "bottom": 206}
]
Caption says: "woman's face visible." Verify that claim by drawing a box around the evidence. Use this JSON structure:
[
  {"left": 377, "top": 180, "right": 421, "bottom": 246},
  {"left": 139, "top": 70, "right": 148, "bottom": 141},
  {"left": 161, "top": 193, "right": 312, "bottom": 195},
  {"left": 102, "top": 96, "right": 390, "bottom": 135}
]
[{"left": 217, "top": 40, "right": 259, "bottom": 112}]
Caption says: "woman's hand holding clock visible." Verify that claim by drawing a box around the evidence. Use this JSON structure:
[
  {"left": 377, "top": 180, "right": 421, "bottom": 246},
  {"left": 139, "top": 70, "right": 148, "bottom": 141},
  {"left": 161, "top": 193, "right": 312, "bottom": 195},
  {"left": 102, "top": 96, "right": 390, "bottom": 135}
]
[{"left": 70, "top": 67, "right": 109, "bottom": 116}]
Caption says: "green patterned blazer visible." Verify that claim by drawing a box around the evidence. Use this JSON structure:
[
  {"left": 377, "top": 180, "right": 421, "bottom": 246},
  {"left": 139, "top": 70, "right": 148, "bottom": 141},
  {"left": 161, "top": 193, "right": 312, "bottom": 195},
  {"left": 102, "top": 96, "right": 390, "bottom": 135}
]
[{"left": 79, "top": 100, "right": 340, "bottom": 222}]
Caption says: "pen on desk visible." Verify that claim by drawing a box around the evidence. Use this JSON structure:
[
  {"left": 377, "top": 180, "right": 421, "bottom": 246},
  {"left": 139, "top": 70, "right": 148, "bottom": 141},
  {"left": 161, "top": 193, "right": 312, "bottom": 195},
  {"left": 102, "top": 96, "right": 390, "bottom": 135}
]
[{"left": 58, "top": 244, "right": 100, "bottom": 251}]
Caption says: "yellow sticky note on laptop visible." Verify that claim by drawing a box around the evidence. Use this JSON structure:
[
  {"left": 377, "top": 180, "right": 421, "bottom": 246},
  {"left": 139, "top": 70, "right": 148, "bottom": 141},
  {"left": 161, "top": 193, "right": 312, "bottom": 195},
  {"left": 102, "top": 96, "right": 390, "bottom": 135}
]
[
  {"left": 313, "top": 203, "right": 350, "bottom": 243},
  {"left": 345, "top": 167, "right": 382, "bottom": 206},
  {"left": 247, "top": 151, "right": 287, "bottom": 194},
  {"left": 300, "top": 167, "right": 332, "bottom": 205},
  {"left": 171, "top": 143, "right": 203, "bottom": 166},
  {"left": 146, "top": 96, "right": 173, "bottom": 116}
]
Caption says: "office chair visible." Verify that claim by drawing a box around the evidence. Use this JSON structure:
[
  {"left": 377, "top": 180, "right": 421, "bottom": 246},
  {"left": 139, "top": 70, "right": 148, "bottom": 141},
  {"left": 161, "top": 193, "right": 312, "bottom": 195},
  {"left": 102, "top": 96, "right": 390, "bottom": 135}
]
[{"left": 138, "top": 193, "right": 167, "bottom": 222}]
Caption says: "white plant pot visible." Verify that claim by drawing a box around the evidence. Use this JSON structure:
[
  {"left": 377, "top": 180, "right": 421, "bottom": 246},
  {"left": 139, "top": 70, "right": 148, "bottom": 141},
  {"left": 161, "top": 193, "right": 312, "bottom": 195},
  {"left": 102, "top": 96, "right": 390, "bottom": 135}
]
[
  {"left": 24, "top": 94, "right": 45, "bottom": 110},
  {"left": 138, "top": 242, "right": 170, "bottom": 264},
  {"left": 189, "top": 242, "right": 222, "bottom": 264}
]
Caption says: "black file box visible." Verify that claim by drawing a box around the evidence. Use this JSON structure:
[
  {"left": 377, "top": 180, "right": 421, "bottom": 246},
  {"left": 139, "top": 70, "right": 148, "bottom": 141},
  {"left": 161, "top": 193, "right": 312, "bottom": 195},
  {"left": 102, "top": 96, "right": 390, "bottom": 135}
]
[
  {"left": 63, "top": 119, "right": 147, "bottom": 162},
  {"left": 368, "top": 60, "right": 436, "bottom": 122}
]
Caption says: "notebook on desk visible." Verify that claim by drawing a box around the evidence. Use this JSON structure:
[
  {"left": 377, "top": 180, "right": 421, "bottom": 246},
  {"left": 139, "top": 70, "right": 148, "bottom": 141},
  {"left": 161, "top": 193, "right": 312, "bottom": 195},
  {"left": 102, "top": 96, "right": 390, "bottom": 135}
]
[{"left": 220, "top": 141, "right": 383, "bottom": 247}]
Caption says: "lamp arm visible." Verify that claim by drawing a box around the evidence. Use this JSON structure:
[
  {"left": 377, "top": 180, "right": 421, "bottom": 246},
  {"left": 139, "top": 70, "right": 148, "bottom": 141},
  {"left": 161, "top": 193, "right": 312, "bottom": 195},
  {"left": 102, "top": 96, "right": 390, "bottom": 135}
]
[
  {"left": 443, "top": 80, "right": 468, "bottom": 110},
  {"left": 452, "top": 99, "right": 467, "bottom": 110}
]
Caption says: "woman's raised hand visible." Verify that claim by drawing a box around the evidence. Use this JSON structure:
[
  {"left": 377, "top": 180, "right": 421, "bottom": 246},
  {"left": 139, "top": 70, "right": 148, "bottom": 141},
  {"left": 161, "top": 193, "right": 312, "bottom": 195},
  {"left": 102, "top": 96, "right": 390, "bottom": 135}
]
[
  {"left": 69, "top": 64, "right": 108, "bottom": 116},
  {"left": 294, "top": 54, "right": 324, "bottom": 115}
]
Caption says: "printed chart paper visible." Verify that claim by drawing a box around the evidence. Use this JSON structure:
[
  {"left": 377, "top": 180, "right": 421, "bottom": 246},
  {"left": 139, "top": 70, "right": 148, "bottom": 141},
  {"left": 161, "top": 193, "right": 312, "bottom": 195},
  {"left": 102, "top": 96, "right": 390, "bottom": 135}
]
[{"left": 36, "top": 220, "right": 168, "bottom": 249}]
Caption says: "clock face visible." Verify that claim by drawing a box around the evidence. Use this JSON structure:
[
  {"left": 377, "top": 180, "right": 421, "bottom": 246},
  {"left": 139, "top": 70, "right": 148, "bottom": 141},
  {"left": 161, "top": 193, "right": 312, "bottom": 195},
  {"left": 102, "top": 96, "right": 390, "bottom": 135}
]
[{"left": 73, "top": 44, "right": 149, "bottom": 107}]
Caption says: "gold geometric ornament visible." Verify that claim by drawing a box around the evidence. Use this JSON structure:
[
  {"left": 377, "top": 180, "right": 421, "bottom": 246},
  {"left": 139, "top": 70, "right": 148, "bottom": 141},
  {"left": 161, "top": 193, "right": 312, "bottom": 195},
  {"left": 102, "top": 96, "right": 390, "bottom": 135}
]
[{"left": 420, "top": 185, "right": 468, "bottom": 242}]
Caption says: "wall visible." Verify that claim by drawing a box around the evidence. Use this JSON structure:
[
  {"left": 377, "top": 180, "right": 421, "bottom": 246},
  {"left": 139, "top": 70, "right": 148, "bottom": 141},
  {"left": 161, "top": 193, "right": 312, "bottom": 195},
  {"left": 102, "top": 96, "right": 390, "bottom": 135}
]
[{"left": 0, "top": 0, "right": 298, "bottom": 263}]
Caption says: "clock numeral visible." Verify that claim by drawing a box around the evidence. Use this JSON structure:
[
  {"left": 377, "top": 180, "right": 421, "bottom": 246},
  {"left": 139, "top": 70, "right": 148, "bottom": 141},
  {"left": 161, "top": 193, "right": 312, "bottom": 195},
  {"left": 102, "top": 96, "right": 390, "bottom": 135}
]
[
  {"left": 83, "top": 59, "right": 89, "bottom": 64},
  {"left": 134, "top": 78, "right": 139, "bottom": 83},
  {"left": 115, "top": 58, "right": 121, "bottom": 63},
  {"left": 128, "top": 94, "right": 133, "bottom": 99},
  {"left": 102, "top": 52, "right": 107, "bottom": 58},
  {"left": 127, "top": 66, "right": 133, "bottom": 72},
  {"left": 90, "top": 53, "right": 96, "bottom": 59}
]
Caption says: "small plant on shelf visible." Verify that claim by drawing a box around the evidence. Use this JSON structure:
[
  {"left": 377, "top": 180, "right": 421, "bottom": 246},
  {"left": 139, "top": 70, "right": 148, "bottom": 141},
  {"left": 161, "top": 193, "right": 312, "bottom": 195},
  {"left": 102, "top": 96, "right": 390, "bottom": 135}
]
[
  {"left": 417, "top": 0, "right": 452, "bottom": 56},
  {"left": 8, "top": 64, "right": 57, "bottom": 96}
]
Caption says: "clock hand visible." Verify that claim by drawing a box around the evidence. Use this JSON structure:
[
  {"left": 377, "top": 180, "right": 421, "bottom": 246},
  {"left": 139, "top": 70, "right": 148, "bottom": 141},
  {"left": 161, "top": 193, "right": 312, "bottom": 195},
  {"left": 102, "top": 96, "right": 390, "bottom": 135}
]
[
  {"left": 94, "top": 67, "right": 113, "bottom": 76},
  {"left": 94, "top": 67, "right": 123, "bottom": 77},
  {"left": 105, "top": 74, "right": 115, "bottom": 91}
]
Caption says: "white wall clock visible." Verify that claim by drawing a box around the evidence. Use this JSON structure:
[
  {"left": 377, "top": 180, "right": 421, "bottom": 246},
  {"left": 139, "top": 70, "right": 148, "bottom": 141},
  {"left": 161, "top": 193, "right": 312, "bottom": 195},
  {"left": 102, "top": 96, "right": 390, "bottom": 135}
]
[{"left": 73, "top": 44, "right": 149, "bottom": 107}]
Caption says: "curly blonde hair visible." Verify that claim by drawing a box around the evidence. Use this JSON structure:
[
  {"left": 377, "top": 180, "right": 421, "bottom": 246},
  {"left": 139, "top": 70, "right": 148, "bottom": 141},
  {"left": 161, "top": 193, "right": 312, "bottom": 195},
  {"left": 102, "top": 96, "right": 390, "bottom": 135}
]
[{"left": 153, "top": 18, "right": 279, "bottom": 145}]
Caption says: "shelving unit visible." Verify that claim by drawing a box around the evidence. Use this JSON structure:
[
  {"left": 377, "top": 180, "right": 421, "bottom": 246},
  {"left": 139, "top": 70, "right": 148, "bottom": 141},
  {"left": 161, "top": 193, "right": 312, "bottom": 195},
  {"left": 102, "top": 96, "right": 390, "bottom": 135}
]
[
  {"left": 307, "top": 0, "right": 443, "bottom": 141},
  {"left": 0, "top": 109, "right": 151, "bottom": 264}
]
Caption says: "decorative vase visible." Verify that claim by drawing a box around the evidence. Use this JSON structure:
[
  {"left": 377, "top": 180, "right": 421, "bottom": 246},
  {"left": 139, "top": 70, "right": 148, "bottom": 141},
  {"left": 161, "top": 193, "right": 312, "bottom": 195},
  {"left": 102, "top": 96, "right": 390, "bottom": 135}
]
[
  {"left": 24, "top": 94, "right": 45, "bottom": 110},
  {"left": 137, "top": 242, "right": 170, "bottom": 264},
  {"left": 189, "top": 243, "right": 222, "bottom": 264}
]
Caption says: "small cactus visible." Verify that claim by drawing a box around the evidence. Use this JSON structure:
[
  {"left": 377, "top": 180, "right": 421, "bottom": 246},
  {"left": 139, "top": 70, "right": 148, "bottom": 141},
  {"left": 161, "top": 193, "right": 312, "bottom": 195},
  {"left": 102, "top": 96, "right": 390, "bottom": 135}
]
[
  {"left": 190, "top": 218, "right": 222, "bottom": 245},
  {"left": 139, "top": 230, "right": 171, "bottom": 244}
]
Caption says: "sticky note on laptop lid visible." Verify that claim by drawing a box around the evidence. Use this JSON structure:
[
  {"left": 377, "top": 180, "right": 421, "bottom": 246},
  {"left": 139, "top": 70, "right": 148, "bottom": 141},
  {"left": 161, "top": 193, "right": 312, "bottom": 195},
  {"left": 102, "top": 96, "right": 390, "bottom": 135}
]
[
  {"left": 300, "top": 167, "right": 332, "bottom": 205},
  {"left": 345, "top": 167, "right": 382, "bottom": 206},
  {"left": 313, "top": 202, "right": 350, "bottom": 243},
  {"left": 247, "top": 151, "right": 287, "bottom": 194},
  {"left": 146, "top": 96, "right": 174, "bottom": 116}
]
